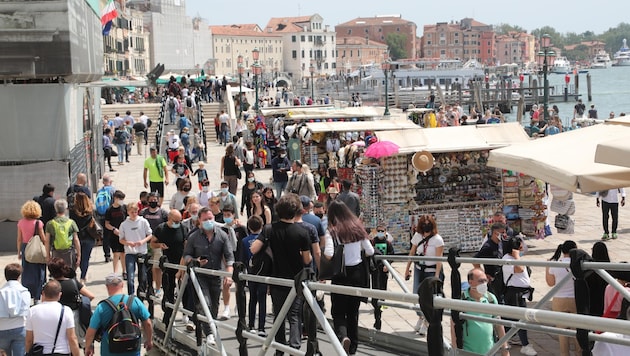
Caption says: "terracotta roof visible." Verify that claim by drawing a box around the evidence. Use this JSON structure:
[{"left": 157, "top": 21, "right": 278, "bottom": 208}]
[
  {"left": 336, "top": 15, "right": 414, "bottom": 27},
  {"left": 265, "top": 15, "right": 315, "bottom": 33},
  {"left": 337, "top": 36, "right": 387, "bottom": 47},
  {"left": 209, "top": 24, "right": 280, "bottom": 37}
]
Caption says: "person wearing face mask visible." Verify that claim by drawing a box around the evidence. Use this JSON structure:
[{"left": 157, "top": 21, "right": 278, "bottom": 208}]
[
  {"left": 182, "top": 203, "right": 201, "bottom": 234},
  {"left": 139, "top": 193, "right": 168, "bottom": 299},
  {"left": 404, "top": 215, "right": 444, "bottom": 335},
  {"left": 473, "top": 223, "right": 507, "bottom": 299},
  {"left": 370, "top": 225, "right": 394, "bottom": 330},
  {"left": 169, "top": 178, "right": 192, "bottom": 212},
  {"left": 217, "top": 181, "right": 239, "bottom": 219},
  {"left": 181, "top": 207, "right": 234, "bottom": 345},
  {"left": 501, "top": 238, "right": 537, "bottom": 356},
  {"left": 450, "top": 268, "right": 510, "bottom": 355},
  {"left": 270, "top": 148, "right": 290, "bottom": 198},
  {"left": 240, "top": 172, "right": 263, "bottom": 217},
  {"left": 104, "top": 190, "right": 127, "bottom": 279},
  {"left": 312, "top": 202, "right": 327, "bottom": 232},
  {"left": 150, "top": 210, "right": 186, "bottom": 326},
  {"left": 216, "top": 205, "right": 246, "bottom": 321}
]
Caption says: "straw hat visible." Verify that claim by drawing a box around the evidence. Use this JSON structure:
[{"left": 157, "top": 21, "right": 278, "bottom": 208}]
[{"left": 412, "top": 151, "right": 435, "bottom": 173}]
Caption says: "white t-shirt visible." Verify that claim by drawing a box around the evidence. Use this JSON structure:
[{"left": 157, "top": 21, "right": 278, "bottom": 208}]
[
  {"left": 592, "top": 333, "right": 630, "bottom": 355},
  {"left": 411, "top": 232, "right": 444, "bottom": 267},
  {"left": 167, "top": 134, "right": 181, "bottom": 149},
  {"left": 119, "top": 216, "right": 152, "bottom": 254},
  {"left": 26, "top": 302, "right": 75, "bottom": 354},
  {"left": 139, "top": 114, "right": 149, "bottom": 126},
  {"left": 548, "top": 256, "right": 575, "bottom": 298},
  {"left": 323, "top": 232, "right": 374, "bottom": 267},
  {"left": 502, "top": 254, "right": 530, "bottom": 288},
  {"left": 597, "top": 188, "right": 626, "bottom": 204}
]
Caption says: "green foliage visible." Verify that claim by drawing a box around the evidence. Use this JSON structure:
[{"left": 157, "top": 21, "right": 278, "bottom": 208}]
[
  {"left": 495, "top": 23, "right": 526, "bottom": 35},
  {"left": 386, "top": 33, "right": 408, "bottom": 60}
]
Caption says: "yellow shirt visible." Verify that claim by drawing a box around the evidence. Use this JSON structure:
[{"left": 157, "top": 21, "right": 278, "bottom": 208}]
[{"left": 144, "top": 155, "right": 167, "bottom": 182}]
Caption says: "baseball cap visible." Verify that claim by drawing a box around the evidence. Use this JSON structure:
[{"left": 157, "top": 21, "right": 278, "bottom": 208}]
[
  {"left": 299, "top": 195, "right": 311, "bottom": 208},
  {"left": 105, "top": 273, "right": 123, "bottom": 285}
]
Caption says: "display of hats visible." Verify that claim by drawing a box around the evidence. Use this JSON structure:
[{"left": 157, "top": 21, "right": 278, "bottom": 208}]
[{"left": 412, "top": 151, "right": 435, "bottom": 172}]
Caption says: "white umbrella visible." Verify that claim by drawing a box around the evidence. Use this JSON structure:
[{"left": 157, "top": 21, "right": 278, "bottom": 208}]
[
  {"left": 595, "top": 137, "right": 630, "bottom": 168},
  {"left": 487, "top": 123, "right": 630, "bottom": 193}
]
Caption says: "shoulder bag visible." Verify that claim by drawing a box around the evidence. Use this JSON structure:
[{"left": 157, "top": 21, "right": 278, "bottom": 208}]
[
  {"left": 28, "top": 304, "right": 64, "bottom": 356},
  {"left": 319, "top": 232, "right": 345, "bottom": 280},
  {"left": 25, "top": 220, "right": 47, "bottom": 264}
]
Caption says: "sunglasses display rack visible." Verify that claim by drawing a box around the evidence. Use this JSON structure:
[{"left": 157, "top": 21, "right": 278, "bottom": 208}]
[
  {"left": 381, "top": 155, "right": 412, "bottom": 205},
  {"left": 355, "top": 163, "right": 385, "bottom": 229},
  {"left": 382, "top": 202, "right": 413, "bottom": 254}
]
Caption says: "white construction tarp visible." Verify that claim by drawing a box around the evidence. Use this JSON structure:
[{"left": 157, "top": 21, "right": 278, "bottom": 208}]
[{"left": 488, "top": 123, "right": 630, "bottom": 193}]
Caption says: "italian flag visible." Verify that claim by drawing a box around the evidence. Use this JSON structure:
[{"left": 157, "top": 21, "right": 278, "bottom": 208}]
[{"left": 101, "top": 0, "right": 118, "bottom": 35}]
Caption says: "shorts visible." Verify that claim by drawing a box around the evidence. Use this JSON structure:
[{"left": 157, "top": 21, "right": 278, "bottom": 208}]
[
  {"left": 110, "top": 236, "right": 124, "bottom": 253},
  {"left": 149, "top": 181, "right": 165, "bottom": 198},
  {"left": 151, "top": 248, "right": 163, "bottom": 268}
]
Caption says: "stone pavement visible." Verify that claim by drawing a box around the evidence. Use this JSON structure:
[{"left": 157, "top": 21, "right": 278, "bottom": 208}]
[{"left": 2, "top": 123, "right": 629, "bottom": 355}]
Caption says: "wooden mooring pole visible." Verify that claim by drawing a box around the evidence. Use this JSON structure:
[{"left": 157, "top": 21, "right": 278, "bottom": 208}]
[{"left": 586, "top": 73, "right": 592, "bottom": 102}]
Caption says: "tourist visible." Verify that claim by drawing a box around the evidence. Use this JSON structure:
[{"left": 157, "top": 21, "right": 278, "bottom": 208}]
[
  {"left": 241, "top": 172, "right": 264, "bottom": 217},
  {"left": 45, "top": 199, "right": 80, "bottom": 269},
  {"left": 261, "top": 187, "right": 277, "bottom": 222},
  {"left": 69, "top": 192, "right": 98, "bottom": 283},
  {"left": 216, "top": 181, "right": 239, "bottom": 218},
  {"left": 118, "top": 203, "right": 153, "bottom": 295},
  {"left": 169, "top": 177, "right": 192, "bottom": 212},
  {"left": 220, "top": 144, "right": 242, "bottom": 195},
  {"left": 95, "top": 175, "right": 116, "bottom": 263},
  {"left": 0, "top": 264, "right": 31, "bottom": 356},
  {"left": 103, "top": 128, "right": 114, "bottom": 172},
  {"left": 596, "top": 188, "right": 625, "bottom": 240},
  {"left": 324, "top": 200, "right": 374, "bottom": 355},
  {"left": 370, "top": 225, "right": 394, "bottom": 330},
  {"left": 337, "top": 180, "right": 360, "bottom": 217},
  {"left": 139, "top": 192, "right": 168, "bottom": 298},
  {"left": 405, "top": 214, "right": 444, "bottom": 335},
  {"left": 143, "top": 146, "right": 169, "bottom": 207},
  {"left": 217, "top": 204, "right": 247, "bottom": 320},
  {"left": 271, "top": 148, "right": 291, "bottom": 198},
  {"left": 214, "top": 113, "right": 221, "bottom": 143},
  {"left": 219, "top": 110, "right": 230, "bottom": 146},
  {"left": 242, "top": 216, "right": 267, "bottom": 336},
  {"left": 473, "top": 223, "right": 507, "bottom": 297},
  {"left": 243, "top": 141, "right": 257, "bottom": 175},
  {"left": 17, "top": 200, "right": 48, "bottom": 303}
]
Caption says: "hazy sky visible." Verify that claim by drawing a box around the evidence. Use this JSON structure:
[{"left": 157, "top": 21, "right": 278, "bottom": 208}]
[{"left": 186, "top": 0, "right": 628, "bottom": 36}]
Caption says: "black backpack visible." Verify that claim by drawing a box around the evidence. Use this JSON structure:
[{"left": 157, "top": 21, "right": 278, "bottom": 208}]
[
  {"left": 186, "top": 97, "right": 193, "bottom": 108},
  {"left": 114, "top": 130, "right": 125, "bottom": 144},
  {"left": 250, "top": 225, "right": 274, "bottom": 276},
  {"left": 168, "top": 98, "right": 176, "bottom": 109},
  {"left": 101, "top": 295, "right": 141, "bottom": 353},
  {"left": 146, "top": 118, "right": 152, "bottom": 128}
]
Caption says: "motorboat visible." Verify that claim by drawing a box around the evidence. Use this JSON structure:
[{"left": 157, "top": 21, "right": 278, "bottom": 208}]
[
  {"left": 590, "top": 50, "right": 611, "bottom": 69},
  {"left": 612, "top": 39, "right": 630, "bottom": 66},
  {"left": 551, "top": 56, "right": 571, "bottom": 74}
]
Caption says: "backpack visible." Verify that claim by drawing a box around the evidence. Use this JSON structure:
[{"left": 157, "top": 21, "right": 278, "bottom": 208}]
[
  {"left": 67, "top": 187, "right": 78, "bottom": 211},
  {"left": 249, "top": 225, "right": 274, "bottom": 276},
  {"left": 178, "top": 116, "right": 189, "bottom": 130},
  {"left": 168, "top": 98, "right": 175, "bottom": 109},
  {"left": 146, "top": 118, "right": 152, "bottom": 128},
  {"left": 186, "top": 97, "right": 193, "bottom": 108},
  {"left": 101, "top": 295, "right": 142, "bottom": 353},
  {"left": 51, "top": 219, "right": 74, "bottom": 250},
  {"left": 95, "top": 187, "right": 112, "bottom": 216},
  {"left": 114, "top": 130, "right": 125, "bottom": 144}
]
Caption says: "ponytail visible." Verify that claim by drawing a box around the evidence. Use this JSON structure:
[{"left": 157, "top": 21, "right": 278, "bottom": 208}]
[{"left": 550, "top": 244, "right": 563, "bottom": 261}]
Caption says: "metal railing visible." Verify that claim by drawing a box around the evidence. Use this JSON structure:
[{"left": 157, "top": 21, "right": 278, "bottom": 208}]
[
  {"left": 154, "top": 92, "right": 167, "bottom": 157},
  {"left": 194, "top": 88, "right": 207, "bottom": 160},
  {"left": 137, "top": 250, "right": 630, "bottom": 356}
]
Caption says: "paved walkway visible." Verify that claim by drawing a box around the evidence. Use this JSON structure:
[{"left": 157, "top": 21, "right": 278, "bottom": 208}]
[{"left": 3, "top": 121, "right": 629, "bottom": 355}]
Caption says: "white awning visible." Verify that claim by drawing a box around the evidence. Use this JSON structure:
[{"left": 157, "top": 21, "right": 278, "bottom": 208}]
[{"left": 305, "top": 119, "right": 418, "bottom": 133}]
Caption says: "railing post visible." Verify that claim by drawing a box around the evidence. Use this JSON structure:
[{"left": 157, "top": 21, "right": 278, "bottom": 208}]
[
  {"left": 382, "top": 259, "right": 411, "bottom": 294},
  {"left": 257, "top": 287, "right": 298, "bottom": 356},
  {"left": 295, "top": 269, "right": 319, "bottom": 356},
  {"left": 302, "top": 280, "right": 346, "bottom": 356},
  {"left": 233, "top": 262, "right": 248, "bottom": 356},
  {"left": 188, "top": 267, "right": 228, "bottom": 356}
]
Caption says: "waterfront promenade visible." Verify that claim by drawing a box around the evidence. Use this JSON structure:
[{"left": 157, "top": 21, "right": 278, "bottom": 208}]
[{"left": 3, "top": 122, "right": 629, "bottom": 355}]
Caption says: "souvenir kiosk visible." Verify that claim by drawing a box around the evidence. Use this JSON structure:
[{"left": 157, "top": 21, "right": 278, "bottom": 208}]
[{"left": 373, "top": 123, "right": 531, "bottom": 253}]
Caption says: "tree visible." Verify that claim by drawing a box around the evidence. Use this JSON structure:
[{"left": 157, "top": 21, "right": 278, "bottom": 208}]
[
  {"left": 386, "top": 33, "right": 408, "bottom": 60},
  {"left": 495, "top": 23, "right": 526, "bottom": 35}
]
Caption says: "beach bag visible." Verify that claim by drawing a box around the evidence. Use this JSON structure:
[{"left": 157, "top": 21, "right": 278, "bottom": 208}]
[
  {"left": 25, "top": 221, "right": 47, "bottom": 264},
  {"left": 550, "top": 198, "right": 576, "bottom": 215},
  {"left": 554, "top": 214, "right": 570, "bottom": 230},
  {"left": 319, "top": 233, "right": 346, "bottom": 280}
]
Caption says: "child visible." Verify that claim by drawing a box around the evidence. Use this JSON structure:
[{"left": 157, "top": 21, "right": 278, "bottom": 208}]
[
  {"left": 197, "top": 179, "right": 213, "bottom": 208},
  {"left": 241, "top": 216, "right": 267, "bottom": 336},
  {"left": 192, "top": 162, "right": 209, "bottom": 190},
  {"left": 138, "top": 191, "right": 149, "bottom": 211},
  {"left": 371, "top": 225, "right": 395, "bottom": 330}
]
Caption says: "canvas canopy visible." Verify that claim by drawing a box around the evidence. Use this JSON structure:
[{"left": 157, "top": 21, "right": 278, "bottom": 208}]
[
  {"left": 376, "top": 122, "right": 529, "bottom": 154},
  {"left": 305, "top": 119, "right": 418, "bottom": 133},
  {"left": 594, "top": 137, "right": 630, "bottom": 168},
  {"left": 488, "top": 123, "right": 630, "bottom": 193},
  {"left": 260, "top": 106, "right": 378, "bottom": 119}
]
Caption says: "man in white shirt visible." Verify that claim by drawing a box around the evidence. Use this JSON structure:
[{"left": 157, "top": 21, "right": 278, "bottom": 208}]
[
  {"left": 139, "top": 111, "right": 150, "bottom": 145},
  {"left": 119, "top": 203, "right": 153, "bottom": 295},
  {"left": 0, "top": 264, "right": 31, "bottom": 356},
  {"left": 596, "top": 188, "right": 626, "bottom": 240},
  {"left": 25, "top": 280, "right": 80, "bottom": 356}
]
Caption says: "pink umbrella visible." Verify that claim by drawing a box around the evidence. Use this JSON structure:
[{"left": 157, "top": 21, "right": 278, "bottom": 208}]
[
  {"left": 364, "top": 140, "right": 399, "bottom": 158},
  {"left": 351, "top": 140, "right": 365, "bottom": 147}
]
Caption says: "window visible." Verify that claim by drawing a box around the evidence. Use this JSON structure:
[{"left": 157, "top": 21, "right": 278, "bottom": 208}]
[
  {"left": 347, "top": 29, "right": 352, "bottom": 35},
  {"left": 301, "top": 35, "right": 305, "bottom": 42},
  {"left": 427, "top": 41, "right": 432, "bottom": 45},
  {"left": 308, "top": 35, "right": 312, "bottom": 42},
  {"left": 324, "top": 63, "right": 329, "bottom": 69},
  {"left": 332, "top": 63, "right": 336, "bottom": 69},
  {"left": 365, "top": 28, "right": 369, "bottom": 33},
  {"left": 292, "top": 35, "right": 296, "bottom": 42},
  {"left": 292, "top": 50, "right": 297, "bottom": 59},
  {"left": 454, "top": 40, "right": 459, "bottom": 44},
  {"left": 301, "top": 50, "right": 305, "bottom": 58},
  {"left": 379, "top": 28, "right": 382, "bottom": 32},
  {"left": 397, "top": 27, "right": 400, "bottom": 32}
]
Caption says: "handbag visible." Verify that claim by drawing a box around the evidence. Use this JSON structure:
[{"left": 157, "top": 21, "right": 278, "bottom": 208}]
[
  {"left": 73, "top": 280, "right": 92, "bottom": 328},
  {"left": 25, "top": 220, "right": 47, "bottom": 264},
  {"left": 319, "top": 233, "right": 345, "bottom": 280},
  {"left": 554, "top": 214, "right": 570, "bottom": 230}
]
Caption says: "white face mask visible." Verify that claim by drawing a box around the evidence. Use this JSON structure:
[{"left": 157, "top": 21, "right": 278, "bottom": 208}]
[
  {"left": 475, "top": 282, "right": 488, "bottom": 295},
  {"left": 202, "top": 186, "right": 209, "bottom": 192}
]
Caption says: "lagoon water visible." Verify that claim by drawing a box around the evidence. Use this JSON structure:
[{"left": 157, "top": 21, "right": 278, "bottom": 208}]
[{"left": 503, "top": 65, "right": 630, "bottom": 125}]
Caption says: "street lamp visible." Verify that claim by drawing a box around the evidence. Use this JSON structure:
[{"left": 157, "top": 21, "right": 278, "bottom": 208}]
[
  {"left": 536, "top": 34, "right": 556, "bottom": 122},
  {"left": 237, "top": 54, "right": 244, "bottom": 117},
  {"left": 382, "top": 60, "right": 391, "bottom": 116},
  {"left": 252, "top": 47, "right": 260, "bottom": 111},
  {"left": 309, "top": 63, "right": 315, "bottom": 103}
]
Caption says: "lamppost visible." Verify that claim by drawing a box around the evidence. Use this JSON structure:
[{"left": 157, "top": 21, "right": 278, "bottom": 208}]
[
  {"left": 252, "top": 47, "right": 260, "bottom": 111},
  {"left": 382, "top": 60, "right": 391, "bottom": 116},
  {"left": 309, "top": 63, "right": 315, "bottom": 102},
  {"left": 536, "top": 34, "right": 556, "bottom": 122},
  {"left": 237, "top": 54, "right": 244, "bottom": 117}
]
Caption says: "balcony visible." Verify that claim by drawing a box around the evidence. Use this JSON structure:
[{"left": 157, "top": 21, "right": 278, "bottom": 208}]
[{"left": 314, "top": 38, "right": 325, "bottom": 46}]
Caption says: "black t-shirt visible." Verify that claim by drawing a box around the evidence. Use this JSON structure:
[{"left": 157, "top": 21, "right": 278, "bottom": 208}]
[
  {"left": 474, "top": 238, "right": 502, "bottom": 277},
  {"left": 258, "top": 221, "right": 310, "bottom": 279},
  {"left": 70, "top": 212, "right": 94, "bottom": 240},
  {"left": 140, "top": 208, "right": 169, "bottom": 231},
  {"left": 59, "top": 278, "right": 83, "bottom": 310},
  {"left": 153, "top": 222, "right": 185, "bottom": 264},
  {"left": 133, "top": 122, "right": 146, "bottom": 134},
  {"left": 105, "top": 205, "right": 127, "bottom": 229}
]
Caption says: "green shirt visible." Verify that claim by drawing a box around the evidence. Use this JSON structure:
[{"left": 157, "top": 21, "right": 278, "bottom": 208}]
[
  {"left": 144, "top": 155, "right": 167, "bottom": 182},
  {"left": 461, "top": 289, "right": 498, "bottom": 354}
]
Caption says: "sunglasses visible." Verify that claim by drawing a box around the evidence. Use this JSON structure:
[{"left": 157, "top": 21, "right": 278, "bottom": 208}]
[{"left": 377, "top": 230, "right": 385, "bottom": 233}]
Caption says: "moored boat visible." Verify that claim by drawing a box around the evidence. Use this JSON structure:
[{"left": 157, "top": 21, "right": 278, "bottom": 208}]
[
  {"left": 551, "top": 56, "right": 571, "bottom": 74},
  {"left": 590, "top": 50, "right": 611, "bottom": 69},
  {"left": 612, "top": 39, "right": 630, "bottom": 66}
]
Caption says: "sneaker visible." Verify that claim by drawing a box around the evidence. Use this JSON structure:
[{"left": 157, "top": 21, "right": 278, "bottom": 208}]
[
  {"left": 413, "top": 319, "right": 422, "bottom": 332},
  {"left": 341, "top": 337, "right": 351, "bottom": 354},
  {"left": 602, "top": 233, "right": 610, "bottom": 241},
  {"left": 154, "top": 289, "right": 162, "bottom": 299},
  {"left": 186, "top": 322, "right": 195, "bottom": 332},
  {"left": 521, "top": 344, "right": 537, "bottom": 356},
  {"left": 206, "top": 334, "right": 216, "bottom": 346},
  {"left": 373, "top": 320, "right": 382, "bottom": 331},
  {"left": 417, "top": 322, "right": 428, "bottom": 336},
  {"left": 257, "top": 330, "right": 267, "bottom": 337},
  {"left": 122, "top": 272, "right": 128, "bottom": 281},
  {"left": 612, "top": 233, "right": 618, "bottom": 239},
  {"left": 219, "top": 306, "right": 230, "bottom": 321}
]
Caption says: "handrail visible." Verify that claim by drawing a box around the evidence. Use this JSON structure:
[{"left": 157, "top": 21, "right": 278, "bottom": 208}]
[
  {"left": 154, "top": 92, "right": 167, "bottom": 156},
  {"left": 194, "top": 88, "right": 207, "bottom": 161}
]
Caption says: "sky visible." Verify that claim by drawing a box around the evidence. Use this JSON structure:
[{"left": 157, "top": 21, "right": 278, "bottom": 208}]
[{"left": 186, "top": 0, "right": 628, "bottom": 36}]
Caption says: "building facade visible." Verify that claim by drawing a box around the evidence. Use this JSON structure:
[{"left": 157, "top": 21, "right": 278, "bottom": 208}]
[
  {"left": 335, "top": 15, "right": 417, "bottom": 60},
  {"left": 209, "top": 24, "right": 283, "bottom": 80},
  {"left": 495, "top": 32, "right": 536, "bottom": 65},
  {"left": 265, "top": 14, "right": 337, "bottom": 82},
  {"left": 336, "top": 37, "right": 388, "bottom": 75},
  {"left": 103, "top": 1, "right": 151, "bottom": 77},
  {"left": 422, "top": 18, "right": 495, "bottom": 65}
]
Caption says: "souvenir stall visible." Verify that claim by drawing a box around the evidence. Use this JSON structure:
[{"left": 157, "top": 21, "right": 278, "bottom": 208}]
[
  {"left": 248, "top": 106, "right": 381, "bottom": 168},
  {"left": 374, "top": 123, "right": 531, "bottom": 253}
]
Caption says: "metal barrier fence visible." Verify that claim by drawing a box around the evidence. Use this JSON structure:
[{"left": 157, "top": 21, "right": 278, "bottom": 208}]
[{"left": 138, "top": 249, "right": 630, "bottom": 356}]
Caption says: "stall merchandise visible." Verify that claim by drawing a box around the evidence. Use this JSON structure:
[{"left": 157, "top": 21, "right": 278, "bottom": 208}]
[{"left": 355, "top": 164, "right": 385, "bottom": 228}]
